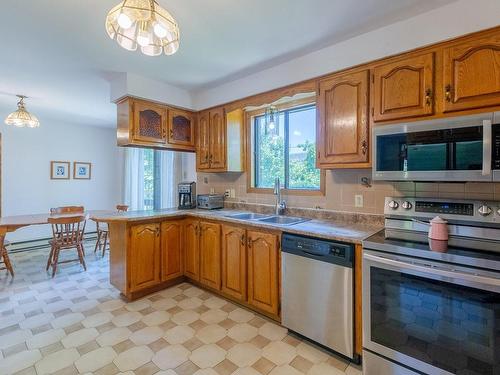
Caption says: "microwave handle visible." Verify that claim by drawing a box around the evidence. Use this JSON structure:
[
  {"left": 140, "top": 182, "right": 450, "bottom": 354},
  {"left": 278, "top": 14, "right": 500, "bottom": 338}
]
[
  {"left": 483, "top": 119, "right": 492, "bottom": 176},
  {"left": 364, "top": 253, "right": 500, "bottom": 288}
]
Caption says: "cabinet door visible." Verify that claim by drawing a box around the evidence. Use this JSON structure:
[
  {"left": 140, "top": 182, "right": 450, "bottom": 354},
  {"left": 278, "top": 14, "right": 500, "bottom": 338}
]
[
  {"left": 161, "top": 221, "right": 183, "bottom": 282},
  {"left": 443, "top": 33, "right": 500, "bottom": 112},
  {"left": 197, "top": 112, "right": 210, "bottom": 170},
  {"left": 318, "top": 70, "right": 370, "bottom": 165},
  {"left": 221, "top": 225, "right": 247, "bottom": 301},
  {"left": 373, "top": 52, "right": 434, "bottom": 122},
  {"left": 199, "top": 222, "right": 221, "bottom": 290},
  {"left": 132, "top": 101, "right": 167, "bottom": 144},
  {"left": 168, "top": 109, "right": 195, "bottom": 149},
  {"left": 130, "top": 223, "right": 161, "bottom": 292},
  {"left": 184, "top": 220, "right": 200, "bottom": 281},
  {"left": 247, "top": 231, "right": 279, "bottom": 316},
  {"left": 209, "top": 108, "right": 226, "bottom": 170}
]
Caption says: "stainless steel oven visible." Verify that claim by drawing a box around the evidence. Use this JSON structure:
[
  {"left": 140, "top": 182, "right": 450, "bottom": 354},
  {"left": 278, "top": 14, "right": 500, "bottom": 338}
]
[{"left": 373, "top": 113, "right": 500, "bottom": 181}]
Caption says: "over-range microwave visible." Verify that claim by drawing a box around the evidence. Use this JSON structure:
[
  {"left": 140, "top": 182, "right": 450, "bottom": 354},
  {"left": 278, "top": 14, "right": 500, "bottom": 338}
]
[{"left": 372, "top": 113, "right": 500, "bottom": 182}]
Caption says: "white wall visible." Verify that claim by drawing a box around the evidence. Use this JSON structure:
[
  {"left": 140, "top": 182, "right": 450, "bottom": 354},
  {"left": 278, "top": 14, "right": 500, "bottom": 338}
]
[
  {"left": 1, "top": 119, "right": 122, "bottom": 243},
  {"left": 193, "top": 0, "right": 500, "bottom": 109}
]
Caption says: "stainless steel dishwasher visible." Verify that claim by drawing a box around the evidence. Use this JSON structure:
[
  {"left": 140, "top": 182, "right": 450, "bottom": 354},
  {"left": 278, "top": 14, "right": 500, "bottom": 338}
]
[{"left": 281, "top": 233, "right": 354, "bottom": 360}]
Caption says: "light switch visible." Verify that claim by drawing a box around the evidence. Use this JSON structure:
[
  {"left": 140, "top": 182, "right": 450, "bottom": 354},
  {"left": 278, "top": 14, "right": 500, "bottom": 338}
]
[{"left": 355, "top": 194, "right": 364, "bottom": 208}]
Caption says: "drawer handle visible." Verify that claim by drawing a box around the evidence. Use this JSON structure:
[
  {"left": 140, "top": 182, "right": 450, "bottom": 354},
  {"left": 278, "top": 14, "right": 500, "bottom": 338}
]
[{"left": 445, "top": 84, "right": 452, "bottom": 102}]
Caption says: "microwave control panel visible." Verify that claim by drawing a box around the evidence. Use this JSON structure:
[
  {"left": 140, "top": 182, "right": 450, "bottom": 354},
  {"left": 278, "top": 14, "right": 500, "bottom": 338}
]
[{"left": 494, "top": 124, "right": 500, "bottom": 169}]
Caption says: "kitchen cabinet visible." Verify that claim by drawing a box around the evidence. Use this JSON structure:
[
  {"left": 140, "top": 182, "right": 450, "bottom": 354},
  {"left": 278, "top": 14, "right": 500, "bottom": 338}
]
[
  {"left": 199, "top": 222, "right": 222, "bottom": 290},
  {"left": 443, "top": 31, "right": 500, "bottom": 113},
  {"left": 196, "top": 108, "right": 244, "bottom": 172},
  {"left": 317, "top": 69, "right": 370, "bottom": 167},
  {"left": 161, "top": 221, "right": 183, "bottom": 281},
  {"left": 184, "top": 219, "right": 200, "bottom": 281},
  {"left": 130, "top": 223, "right": 161, "bottom": 292},
  {"left": 167, "top": 108, "right": 196, "bottom": 150},
  {"left": 116, "top": 97, "right": 196, "bottom": 151},
  {"left": 247, "top": 230, "right": 280, "bottom": 316},
  {"left": 372, "top": 52, "right": 435, "bottom": 122},
  {"left": 221, "top": 225, "right": 247, "bottom": 301}
]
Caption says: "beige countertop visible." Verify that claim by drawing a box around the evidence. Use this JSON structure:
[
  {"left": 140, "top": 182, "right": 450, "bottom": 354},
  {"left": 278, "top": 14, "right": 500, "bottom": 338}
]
[{"left": 91, "top": 208, "right": 382, "bottom": 244}]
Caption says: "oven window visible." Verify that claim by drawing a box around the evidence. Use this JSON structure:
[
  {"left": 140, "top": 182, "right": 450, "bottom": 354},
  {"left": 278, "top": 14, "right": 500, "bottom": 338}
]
[{"left": 371, "top": 267, "right": 500, "bottom": 374}]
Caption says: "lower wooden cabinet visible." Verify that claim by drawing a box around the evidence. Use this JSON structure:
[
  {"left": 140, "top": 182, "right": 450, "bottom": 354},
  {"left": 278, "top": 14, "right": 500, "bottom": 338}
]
[
  {"left": 247, "top": 230, "right": 280, "bottom": 316},
  {"left": 161, "top": 221, "right": 183, "bottom": 281},
  {"left": 221, "top": 225, "right": 247, "bottom": 301},
  {"left": 199, "top": 222, "right": 222, "bottom": 290},
  {"left": 184, "top": 219, "right": 200, "bottom": 281},
  {"left": 130, "top": 223, "right": 161, "bottom": 292}
]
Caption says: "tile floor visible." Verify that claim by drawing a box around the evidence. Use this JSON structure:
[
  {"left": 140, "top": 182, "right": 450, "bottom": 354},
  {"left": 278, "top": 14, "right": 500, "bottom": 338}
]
[{"left": 0, "top": 244, "right": 362, "bottom": 375}]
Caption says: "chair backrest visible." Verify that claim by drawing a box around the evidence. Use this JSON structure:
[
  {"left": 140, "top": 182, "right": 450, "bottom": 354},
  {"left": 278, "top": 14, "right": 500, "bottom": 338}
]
[
  {"left": 50, "top": 206, "right": 85, "bottom": 215},
  {"left": 48, "top": 215, "right": 88, "bottom": 245},
  {"left": 116, "top": 205, "right": 129, "bottom": 212}
]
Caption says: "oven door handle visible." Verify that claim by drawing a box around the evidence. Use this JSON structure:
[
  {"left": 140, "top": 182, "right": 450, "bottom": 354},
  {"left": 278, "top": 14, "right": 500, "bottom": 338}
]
[
  {"left": 483, "top": 119, "right": 492, "bottom": 176},
  {"left": 364, "top": 253, "right": 500, "bottom": 288}
]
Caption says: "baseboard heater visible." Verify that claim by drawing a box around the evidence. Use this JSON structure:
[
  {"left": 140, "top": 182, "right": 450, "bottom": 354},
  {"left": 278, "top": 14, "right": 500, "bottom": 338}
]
[{"left": 6, "top": 232, "right": 98, "bottom": 253}]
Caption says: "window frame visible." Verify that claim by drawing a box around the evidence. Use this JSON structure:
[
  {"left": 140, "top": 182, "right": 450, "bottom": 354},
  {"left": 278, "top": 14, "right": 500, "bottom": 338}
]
[{"left": 246, "top": 98, "right": 325, "bottom": 196}]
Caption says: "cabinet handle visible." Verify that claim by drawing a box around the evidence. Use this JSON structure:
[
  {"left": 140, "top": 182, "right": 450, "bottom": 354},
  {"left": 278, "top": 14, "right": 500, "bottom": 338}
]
[
  {"left": 162, "top": 128, "right": 166, "bottom": 138},
  {"left": 247, "top": 237, "right": 252, "bottom": 248},
  {"left": 204, "top": 153, "right": 209, "bottom": 162},
  {"left": 361, "top": 140, "right": 368, "bottom": 155},
  {"left": 445, "top": 84, "right": 452, "bottom": 102},
  {"left": 425, "top": 88, "right": 432, "bottom": 105},
  {"left": 169, "top": 129, "right": 174, "bottom": 139},
  {"left": 240, "top": 234, "right": 246, "bottom": 246},
  {"left": 156, "top": 227, "right": 160, "bottom": 237}
]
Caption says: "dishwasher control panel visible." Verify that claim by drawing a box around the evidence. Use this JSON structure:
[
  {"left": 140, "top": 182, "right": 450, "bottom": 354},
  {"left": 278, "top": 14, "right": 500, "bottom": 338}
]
[{"left": 281, "top": 233, "right": 353, "bottom": 268}]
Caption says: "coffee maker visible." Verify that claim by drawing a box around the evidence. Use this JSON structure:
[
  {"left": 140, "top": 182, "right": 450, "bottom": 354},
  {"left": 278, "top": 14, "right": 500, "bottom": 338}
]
[{"left": 178, "top": 182, "right": 196, "bottom": 209}]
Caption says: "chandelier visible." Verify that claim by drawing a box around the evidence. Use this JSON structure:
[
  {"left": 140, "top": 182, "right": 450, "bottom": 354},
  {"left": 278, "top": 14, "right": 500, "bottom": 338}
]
[
  {"left": 105, "top": 0, "right": 180, "bottom": 56},
  {"left": 265, "top": 105, "right": 280, "bottom": 131},
  {"left": 4, "top": 95, "right": 40, "bottom": 128}
]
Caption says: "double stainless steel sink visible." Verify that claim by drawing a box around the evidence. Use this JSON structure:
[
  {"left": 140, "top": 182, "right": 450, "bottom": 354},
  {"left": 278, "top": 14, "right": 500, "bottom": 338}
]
[{"left": 224, "top": 212, "right": 310, "bottom": 226}]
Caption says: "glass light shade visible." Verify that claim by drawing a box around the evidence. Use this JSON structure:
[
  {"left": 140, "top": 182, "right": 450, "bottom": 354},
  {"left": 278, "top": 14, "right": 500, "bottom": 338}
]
[
  {"left": 265, "top": 105, "right": 280, "bottom": 131},
  {"left": 105, "top": 0, "right": 180, "bottom": 57},
  {"left": 4, "top": 96, "right": 40, "bottom": 128}
]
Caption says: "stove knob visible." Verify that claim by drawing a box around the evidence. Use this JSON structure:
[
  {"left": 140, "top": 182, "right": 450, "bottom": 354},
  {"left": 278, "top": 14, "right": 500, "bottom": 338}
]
[
  {"left": 478, "top": 205, "right": 492, "bottom": 216},
  {"left": 388, "top": 200, "right": 399, "bottom": 210},
  {"left": 401, "top": 201, "right": 413, "bottom": 210}
]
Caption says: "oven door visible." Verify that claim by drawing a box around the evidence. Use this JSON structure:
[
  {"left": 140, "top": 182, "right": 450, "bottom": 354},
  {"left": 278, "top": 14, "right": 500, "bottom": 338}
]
[
  {"left": 363, "top": 250, "right": 500, "bottom": 375},
  {"left": 373, "top": 114, "right": 493, "bottom": 181}
]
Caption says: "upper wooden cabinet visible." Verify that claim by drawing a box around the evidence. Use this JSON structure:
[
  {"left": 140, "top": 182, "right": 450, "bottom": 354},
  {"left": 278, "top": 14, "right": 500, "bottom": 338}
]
[
  {"left": 443, "top": 31, "right": 500, "bottom": 113},
  {"left": 196, "top": 108, "right": 244, "bottom": 173},
  {"left": 129, "top": 223, "right": 161, "bottom": 292},
  {"left": 161, "top": 221, "right": 183, "bottom": 282},
  {"left": 317, "top": 69, "right": 370, "bottom": 168},
  {"left": 117, "top": 97, "right": 196, "bottom": 152},
  {"left": 168, "top": 109, "right": 196, "bottom": 150},
  {"left": 372, "top": 52, "right": 435, "bottom": 122},
  {"left": 199, "top": 222, "right": 222, "bottom": 290}
]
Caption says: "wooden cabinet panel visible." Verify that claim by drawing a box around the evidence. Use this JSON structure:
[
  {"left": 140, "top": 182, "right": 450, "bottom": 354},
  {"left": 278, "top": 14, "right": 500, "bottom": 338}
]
[
  {"left": 373, "top": 52, "right": 434, "bottom": 122},
  {"left": 161, "top": 221, "right": 183, "bottom": 282},
  {"left": 209, "top": 108, "right": 226, "bottom": 170},
  {"left": 318, "top": 70, "right": 369, "bottom": 166},
  {"left": 130, "top": 223, "right": 161, "bottom": 292},
  {"left": 197, "top": 112, "right": 210, "bottom": 170},
  {"left": 133, "top": 101, "right": 167, "bottom": 144},
  {"left": 199, "top": 222, "right": 221, "bottom": 290},
  {"left": 184, "top": 220, "right": 200, "bottom": 281},
  {"left": 168, "top": 109, "right": 195, "bottom": 150},
  {"left": 443, "top": 33, "right": 500, "bottom": 112},
  {"left": 221, "top": 225, "right": 247, "bottom": 301},
  {"left": 247, "top": 231, "right": 279, "bottom": 316}
]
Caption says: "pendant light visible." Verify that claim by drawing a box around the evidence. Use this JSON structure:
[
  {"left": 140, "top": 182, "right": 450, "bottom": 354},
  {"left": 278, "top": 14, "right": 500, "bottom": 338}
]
[
  {"left": 265, "top": 105, "right": 280, "bottom": 131},
  {"left": 4, "top": 95, "right": 40, "bottom": 128},
  {"left": 105, "top": 0, "right": 180, "bottom": 56}
]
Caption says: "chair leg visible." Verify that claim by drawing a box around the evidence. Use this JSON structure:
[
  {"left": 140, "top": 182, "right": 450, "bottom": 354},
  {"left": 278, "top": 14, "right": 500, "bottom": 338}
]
[
  {"left": 46, "top": 244, "right": 55, "bottom": 271},
  {"left": 78, "top": 244, "right": 87, "bottom": 271},
  {"left": 102, "top": 232, "right": 108, "bottom": 258},
  {"left": 51, "top": 247, "right": 60, "bottom": 278},
  {"left": 1, "top": 246, "right": 14, "bottom": 277},
  {"left": 94, "top": 230, "right": 102, "bottom": 254}
]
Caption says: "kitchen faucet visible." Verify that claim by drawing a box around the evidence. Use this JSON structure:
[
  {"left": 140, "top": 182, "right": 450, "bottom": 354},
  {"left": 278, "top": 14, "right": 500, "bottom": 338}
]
[{"left": 273, "top": 177, "right": 287, "bottom": 215}]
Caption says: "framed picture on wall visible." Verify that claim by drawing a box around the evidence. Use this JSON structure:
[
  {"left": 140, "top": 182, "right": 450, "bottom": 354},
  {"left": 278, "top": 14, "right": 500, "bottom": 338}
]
[
  {"left": 50, "top": 161, "right": 70, "bottom": 180},
  {"left": 73, "top": 162, "right": 92, "bottom": 180}
]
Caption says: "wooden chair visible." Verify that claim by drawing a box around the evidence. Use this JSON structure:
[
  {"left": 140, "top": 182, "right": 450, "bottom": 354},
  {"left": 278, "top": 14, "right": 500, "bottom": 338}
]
[
  {"left": 0, "top": 240, "right": 14, "bottom": 277},
  {"left": 46, "top": 215, "right": 88, "bottom": 277},
  {"left": 50, "top": 206, "right": 84, "bottom": 214},
  {"left": 94, "top": 205, "right": 128, "bottom": 257}
]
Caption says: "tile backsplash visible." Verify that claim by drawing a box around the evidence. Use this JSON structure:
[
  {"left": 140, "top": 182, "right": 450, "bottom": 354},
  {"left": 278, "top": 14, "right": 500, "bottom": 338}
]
[{"left": 197, "top": 170, "right": 500, "bottom": 215}]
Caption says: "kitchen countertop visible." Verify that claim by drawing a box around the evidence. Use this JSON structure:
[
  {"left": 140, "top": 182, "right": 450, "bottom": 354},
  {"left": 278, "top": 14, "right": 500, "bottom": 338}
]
[{"left": 91, "top": 208, "right": 382, "bottom": 244}]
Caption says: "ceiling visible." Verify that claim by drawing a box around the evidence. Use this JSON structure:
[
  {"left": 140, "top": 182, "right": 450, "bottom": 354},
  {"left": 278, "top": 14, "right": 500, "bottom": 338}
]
[{"left": 0, "top": 0, "right": 456, "bottom": 128}]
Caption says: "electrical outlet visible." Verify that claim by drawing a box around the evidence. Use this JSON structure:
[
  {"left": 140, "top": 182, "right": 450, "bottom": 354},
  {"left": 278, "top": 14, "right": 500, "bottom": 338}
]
[
  {"left": 210, "top": 188, "right": 215, "bottom": 194},
  {"left": 355, "top": 194, "right": 364, "bottom": 208},
  {"left": 230, "top": 188, "right": 236, "bottom": 198},
  {"left": 224, "top": 189, "right": 231, "bottom": 198}
]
